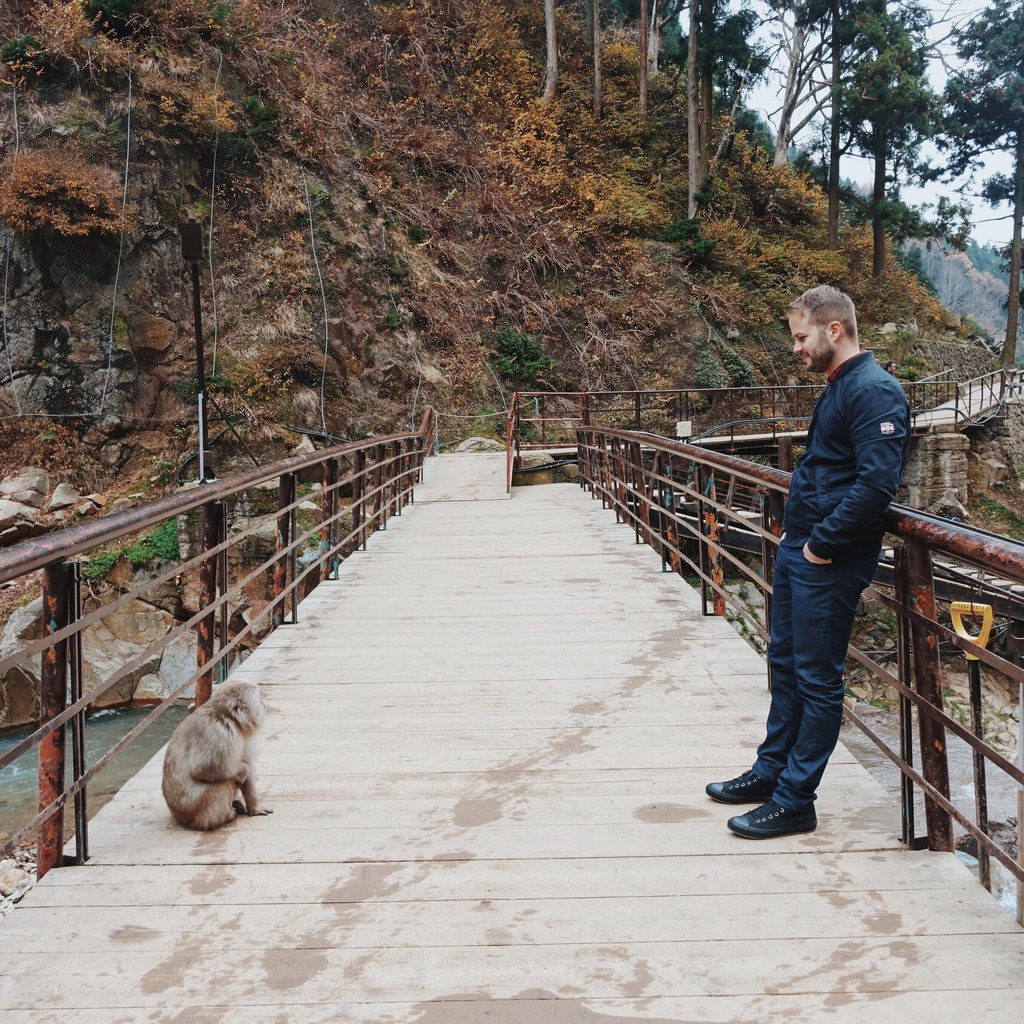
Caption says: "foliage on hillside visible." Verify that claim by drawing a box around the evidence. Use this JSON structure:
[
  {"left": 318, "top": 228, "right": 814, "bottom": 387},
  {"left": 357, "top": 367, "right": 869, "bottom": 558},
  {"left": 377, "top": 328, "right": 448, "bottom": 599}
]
[{"left": 0, "top": 0, "right": 970, "bottom": 444}]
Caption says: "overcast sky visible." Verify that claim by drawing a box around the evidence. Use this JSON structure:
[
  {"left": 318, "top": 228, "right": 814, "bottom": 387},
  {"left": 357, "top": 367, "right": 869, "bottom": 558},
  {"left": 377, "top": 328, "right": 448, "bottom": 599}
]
[{"left": 744, "top": 0, "right": 1013, "bottom": 250}]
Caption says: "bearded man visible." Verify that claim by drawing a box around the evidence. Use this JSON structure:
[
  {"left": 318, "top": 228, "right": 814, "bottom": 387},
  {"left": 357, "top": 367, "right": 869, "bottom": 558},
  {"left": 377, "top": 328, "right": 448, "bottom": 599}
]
[{"left": 706, "top": 285, "right": 910, "bottom": 838}]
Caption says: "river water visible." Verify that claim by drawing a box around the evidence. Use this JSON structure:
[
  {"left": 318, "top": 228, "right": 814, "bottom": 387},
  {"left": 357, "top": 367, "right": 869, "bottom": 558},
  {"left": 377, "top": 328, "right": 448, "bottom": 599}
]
[{"left": 0, "top": 705, "right": 187, "bottom": 846}]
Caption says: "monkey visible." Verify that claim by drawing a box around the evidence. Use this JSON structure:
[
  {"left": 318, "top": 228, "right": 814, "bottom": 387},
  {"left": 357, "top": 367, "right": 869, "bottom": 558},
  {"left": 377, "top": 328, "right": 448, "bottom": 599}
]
[{"left": 162, "top": 681, "right": 273, "bottom": 831}]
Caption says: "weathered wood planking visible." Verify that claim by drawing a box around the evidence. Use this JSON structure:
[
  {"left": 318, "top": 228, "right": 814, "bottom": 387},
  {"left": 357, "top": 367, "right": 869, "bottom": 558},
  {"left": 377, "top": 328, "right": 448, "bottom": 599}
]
[{"left": 1, "top": 453, "right": 1020, "bottom": 1023}]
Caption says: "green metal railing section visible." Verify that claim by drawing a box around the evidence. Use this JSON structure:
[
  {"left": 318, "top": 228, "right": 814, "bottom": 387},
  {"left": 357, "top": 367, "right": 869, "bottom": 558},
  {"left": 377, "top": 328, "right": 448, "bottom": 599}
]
[
  {"left": 0, "top": 409, "right": 435, "bottom": 876},
  {"left": 577, "top": 425, "right": 1024, "bottom": 925}
]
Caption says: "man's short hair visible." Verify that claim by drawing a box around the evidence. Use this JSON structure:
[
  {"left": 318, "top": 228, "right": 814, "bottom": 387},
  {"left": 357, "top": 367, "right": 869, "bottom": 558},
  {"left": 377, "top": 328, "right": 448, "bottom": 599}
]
[{"left": 788, "top": 285, "right": 858, "bottom": 341}]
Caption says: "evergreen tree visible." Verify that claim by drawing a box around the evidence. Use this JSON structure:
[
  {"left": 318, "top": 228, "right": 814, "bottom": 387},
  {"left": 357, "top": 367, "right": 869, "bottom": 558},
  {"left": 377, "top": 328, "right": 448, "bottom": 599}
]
[
  {"left": 842, "top": 0, "right": 939, "bottom": 279},
  {"left": 943, "top": 0, "right": 1024, "bottom": 366}
]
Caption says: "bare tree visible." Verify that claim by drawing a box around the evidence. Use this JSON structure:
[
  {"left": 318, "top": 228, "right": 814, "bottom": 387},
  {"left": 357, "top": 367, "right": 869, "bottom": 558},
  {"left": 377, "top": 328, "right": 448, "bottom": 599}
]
[
  {"left": 766, "top": 5, "right": 829, "bottom": 165},
  {"left": 593, "top": 0, "right": 603, "bottom": 118},
  {"left": 543, "top": 0, "right": 558, "bottom": 103},
  {"left": 639, "top": 0, "right": 649, "bottom": 120}
]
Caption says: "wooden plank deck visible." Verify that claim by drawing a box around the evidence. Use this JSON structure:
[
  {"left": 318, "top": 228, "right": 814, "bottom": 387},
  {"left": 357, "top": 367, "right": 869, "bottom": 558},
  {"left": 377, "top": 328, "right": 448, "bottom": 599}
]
[{"left": 2, "top": 453, "right": 1022, "bottom": 1022}]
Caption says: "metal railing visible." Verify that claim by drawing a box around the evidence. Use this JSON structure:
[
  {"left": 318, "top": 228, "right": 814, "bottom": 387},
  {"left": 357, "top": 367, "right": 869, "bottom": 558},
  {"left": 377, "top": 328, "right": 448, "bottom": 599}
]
[
  {"left": 506, "top": 386, "right": 822, "bottom": 491},
  {"left": 506, "top": 371, "right": 1024, "bottom": 491},
  {"left": 577, "top": 425, "right": 1024, "bottom": 924},
  {"left": 0, "top": 408, "right": 436, "bottom": 876}
]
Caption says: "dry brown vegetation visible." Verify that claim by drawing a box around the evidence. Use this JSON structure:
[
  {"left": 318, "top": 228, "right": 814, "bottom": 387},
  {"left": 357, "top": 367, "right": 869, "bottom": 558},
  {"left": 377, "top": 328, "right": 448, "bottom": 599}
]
[{"left": 0, "top": 0, "right": 971, "bottom": 448}]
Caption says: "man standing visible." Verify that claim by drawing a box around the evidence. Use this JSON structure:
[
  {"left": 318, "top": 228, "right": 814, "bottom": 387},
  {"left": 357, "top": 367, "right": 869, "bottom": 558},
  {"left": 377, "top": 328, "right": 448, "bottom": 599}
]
[{"left": 706, "top": 285, "right": 910, "bottom": 838}]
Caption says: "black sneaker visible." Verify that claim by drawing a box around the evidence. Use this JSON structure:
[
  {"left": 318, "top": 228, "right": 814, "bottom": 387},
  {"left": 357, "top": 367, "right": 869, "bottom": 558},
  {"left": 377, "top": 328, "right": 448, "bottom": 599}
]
[
  {"left": 727, "top": 799, "right": 817, "bottom": 839},
  {"left": 705, "top": 770, "right": 775, "bottom": 805}
]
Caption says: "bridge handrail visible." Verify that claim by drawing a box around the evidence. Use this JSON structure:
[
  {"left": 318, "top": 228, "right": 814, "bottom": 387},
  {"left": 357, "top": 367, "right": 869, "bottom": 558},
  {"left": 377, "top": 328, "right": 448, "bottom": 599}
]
[
  {"left": 578, "top": 424, "right": 1024, "bottom": 918},
  {"left": 0, "top": 407, "right": 436, "bottom": 875}
]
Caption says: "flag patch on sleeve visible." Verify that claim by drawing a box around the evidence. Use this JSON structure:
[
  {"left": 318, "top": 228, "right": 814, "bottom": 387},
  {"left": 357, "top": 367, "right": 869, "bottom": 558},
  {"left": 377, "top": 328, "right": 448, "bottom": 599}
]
[{"left": 880, "top": 421, "right": 895, "bottom": 434}]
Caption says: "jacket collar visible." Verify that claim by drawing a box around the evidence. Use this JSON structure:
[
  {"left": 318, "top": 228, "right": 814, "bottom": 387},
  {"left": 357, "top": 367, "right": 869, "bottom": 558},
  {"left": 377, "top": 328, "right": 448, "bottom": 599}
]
[{"left": 826, "top": 350, "right": 873, "bottom": 384}]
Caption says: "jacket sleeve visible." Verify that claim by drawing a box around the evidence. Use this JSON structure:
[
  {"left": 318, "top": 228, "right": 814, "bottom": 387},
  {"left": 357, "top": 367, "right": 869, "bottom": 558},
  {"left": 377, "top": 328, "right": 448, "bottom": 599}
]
[{"left": 807, "top": 380, "right": 908, "bottom": 559}]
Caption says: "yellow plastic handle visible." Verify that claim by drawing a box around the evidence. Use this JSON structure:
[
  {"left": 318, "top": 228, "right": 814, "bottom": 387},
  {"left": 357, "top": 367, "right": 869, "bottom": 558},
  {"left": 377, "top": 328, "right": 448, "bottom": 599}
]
[{"left": 950, "top": 601, "right": 993, "bottom": 661}]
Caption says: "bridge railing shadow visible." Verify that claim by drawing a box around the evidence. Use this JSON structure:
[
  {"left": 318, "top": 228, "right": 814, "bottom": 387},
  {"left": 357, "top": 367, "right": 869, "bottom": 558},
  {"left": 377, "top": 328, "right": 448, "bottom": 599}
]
[
  {"left": 578, "top": 425, "right": 1024, "bottom": 924},
  {"left": 0, "top": 409, "right": 436, "bottom": 877}
]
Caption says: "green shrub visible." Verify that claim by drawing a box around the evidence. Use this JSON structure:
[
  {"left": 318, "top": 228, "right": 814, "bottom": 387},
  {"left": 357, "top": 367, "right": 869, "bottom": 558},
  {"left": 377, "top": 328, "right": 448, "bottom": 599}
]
[
  {"left": 490, "top": 329, "right": 553, "bottom": 390},
  {"left": 0, "top": 35, "right": 51, "bottom": 74},
  {"left": 81, "top": 551, "right": 120, "bottom": 582},
  {"left": 723, "top": 348, "right": 756, "bottom": 387},
  {"left": 663, "top": 218, "right": 715, "bottom": 266},
  {"left": 695, "top": 349, "right": 728, "bottom": 390},
  {"left": 83, "top": 1, "right": 138, "bottom": 36},
  {"left": 123, "top": 520, "right": 180, "bottom": 568}
]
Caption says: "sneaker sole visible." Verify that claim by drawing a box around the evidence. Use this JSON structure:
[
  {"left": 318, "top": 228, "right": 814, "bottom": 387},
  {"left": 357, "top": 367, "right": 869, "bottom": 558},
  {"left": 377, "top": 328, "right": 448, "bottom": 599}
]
[
  {"left": 727, "top": 820, "right": 818, "bottom": 840},
  {"left": 705, "top": 785, "right": 775, "bottom": 805}
]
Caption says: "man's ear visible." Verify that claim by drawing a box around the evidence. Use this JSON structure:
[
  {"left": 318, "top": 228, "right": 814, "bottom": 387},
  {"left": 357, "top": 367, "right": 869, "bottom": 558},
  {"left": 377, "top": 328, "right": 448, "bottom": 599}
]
[{"left": 828, "top": 320, "right": 842, "bottom": 342}]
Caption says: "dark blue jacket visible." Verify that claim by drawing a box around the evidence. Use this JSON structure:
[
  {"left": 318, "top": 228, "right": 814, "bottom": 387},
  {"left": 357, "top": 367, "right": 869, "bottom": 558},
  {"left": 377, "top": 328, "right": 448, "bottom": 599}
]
[{"left": 783, "top": 351, "right": 909, "bottom": 558}]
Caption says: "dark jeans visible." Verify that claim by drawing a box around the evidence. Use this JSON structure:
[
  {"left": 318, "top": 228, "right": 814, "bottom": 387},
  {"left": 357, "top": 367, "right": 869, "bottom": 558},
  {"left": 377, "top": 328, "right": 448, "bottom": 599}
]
[{"left": 752, "top": 535, "right": 880, "bottom": 812}]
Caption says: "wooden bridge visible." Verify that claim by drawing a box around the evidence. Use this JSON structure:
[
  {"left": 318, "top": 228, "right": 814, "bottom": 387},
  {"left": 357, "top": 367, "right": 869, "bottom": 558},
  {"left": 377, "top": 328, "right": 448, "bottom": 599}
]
[{"left": 2, "top": 453, "right": 1022, "bottom": 1022}]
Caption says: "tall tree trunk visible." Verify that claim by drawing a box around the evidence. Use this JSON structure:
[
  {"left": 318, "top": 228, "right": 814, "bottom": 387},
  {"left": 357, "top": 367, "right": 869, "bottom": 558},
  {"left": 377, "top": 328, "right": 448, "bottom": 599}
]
[
  {"left": 584, "top": 0, "right": 594, "bottom": 55},
  {"left": 827, "top": 0, "right": 840, "bottom": 249},
  {"left": 543, "top": 0, "right": 558, "bottom": 103},
  {"left": 872, "top": 132, "right": 888, "bottom": 279},
  {"left": 648, "top": 0, "right": 662, "bottom": 80},
  {"left": 687, "top": 0, "right": 700, "bottom": 217},
  {"left": 639, "top": 0, "right": 649, "bottom": 122},
  {"left": 593, "top": 0, "right": 602, "bottom": 118},
  {"left": 1003, "top": 132, "right": 1024, "bottom": 368},
  {"left": 774, "top": 24, "right": 805, "bottom": 167}
]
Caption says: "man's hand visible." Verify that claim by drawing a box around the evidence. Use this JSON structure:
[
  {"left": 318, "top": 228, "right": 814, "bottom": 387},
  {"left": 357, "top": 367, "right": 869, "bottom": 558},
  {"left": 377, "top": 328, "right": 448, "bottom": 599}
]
[{"left": 803, "top": 542, "right": 832, "bottom": 565}]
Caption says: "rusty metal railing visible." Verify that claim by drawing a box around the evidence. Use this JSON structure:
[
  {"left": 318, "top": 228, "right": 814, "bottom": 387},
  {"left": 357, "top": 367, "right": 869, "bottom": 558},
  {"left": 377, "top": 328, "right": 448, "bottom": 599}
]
[
  {"left": 505, "top": 386, "right": 821, "bottom": 492},
  {"left": 0, "top": 409, "right": 435, "bottom": 876},
  {"left": 506, "top": 373, "right": 1024, "bottom": 493},
  {"left": 578, "top": 425, "right": 1024, "bottom": 923}
]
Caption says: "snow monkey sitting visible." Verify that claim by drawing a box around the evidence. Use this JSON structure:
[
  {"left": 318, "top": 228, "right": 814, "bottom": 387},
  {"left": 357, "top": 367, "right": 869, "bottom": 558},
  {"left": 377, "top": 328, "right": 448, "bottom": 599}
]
[{"left": 162, "top": 681, "right": 272, "bottom": 831}]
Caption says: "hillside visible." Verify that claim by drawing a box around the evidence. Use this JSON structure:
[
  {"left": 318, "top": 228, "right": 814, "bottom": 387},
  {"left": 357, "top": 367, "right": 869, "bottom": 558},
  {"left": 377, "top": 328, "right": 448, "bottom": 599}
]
[
  {"left": 0, "top": 1, "right": 986, "bottom": 493},
  {"left": 904, "top": 239, "right": 1014, "bottom": 352}
]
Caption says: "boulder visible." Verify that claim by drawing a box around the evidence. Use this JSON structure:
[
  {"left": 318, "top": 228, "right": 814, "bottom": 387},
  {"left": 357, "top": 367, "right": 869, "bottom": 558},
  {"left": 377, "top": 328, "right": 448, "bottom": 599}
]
[
  {"left": 131, "top": 312, "right": 176, "bottom": 353},
  {"left": 0, "top": 468, "right": 49, "bottom": 508},
  {"left": 80, "top": 600, "right": 173, "bottom": 706},
  {"left": 133, "top": 629, "right": 197, "bottom": 702},
  {"left": 46, "top": 482, "right": 80, "bottom": 512},
  {"left": 0, "top": 498, "right": 39, "bottom": 530},
  {"left": 0, "top": 598, "right": 44, "bottom": 728},
  {"left": 456, "top": 436, "right": 504, "bottom": 453}
]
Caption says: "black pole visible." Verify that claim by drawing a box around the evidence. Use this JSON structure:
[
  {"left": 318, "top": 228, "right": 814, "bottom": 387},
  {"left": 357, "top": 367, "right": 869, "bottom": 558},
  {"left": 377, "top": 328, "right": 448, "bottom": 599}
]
[{"left": 181, "top": 220, "right": 212, "bottom": 482}]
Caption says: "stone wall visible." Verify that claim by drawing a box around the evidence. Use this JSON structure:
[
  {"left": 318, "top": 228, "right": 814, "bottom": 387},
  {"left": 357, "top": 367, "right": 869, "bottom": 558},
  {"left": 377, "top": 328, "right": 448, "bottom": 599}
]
[
  {"left": 899, "top": 430, "right": 969, "bottom": 511},
  {"left": 884, "top": 334, "right": 997, "bottom": 382}
]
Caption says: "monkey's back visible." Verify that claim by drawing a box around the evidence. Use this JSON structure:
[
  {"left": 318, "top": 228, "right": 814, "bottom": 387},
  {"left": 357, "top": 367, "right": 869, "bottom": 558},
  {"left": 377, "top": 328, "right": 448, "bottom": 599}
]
[{"left": 161, "top": 706, "right": 246, "bottom": 830}]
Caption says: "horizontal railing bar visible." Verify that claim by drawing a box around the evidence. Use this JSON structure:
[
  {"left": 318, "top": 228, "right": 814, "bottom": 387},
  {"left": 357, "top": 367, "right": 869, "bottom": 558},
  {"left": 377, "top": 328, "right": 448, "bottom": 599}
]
[{"left": 0, "top": 411, "right": 431, "bottom": 584}]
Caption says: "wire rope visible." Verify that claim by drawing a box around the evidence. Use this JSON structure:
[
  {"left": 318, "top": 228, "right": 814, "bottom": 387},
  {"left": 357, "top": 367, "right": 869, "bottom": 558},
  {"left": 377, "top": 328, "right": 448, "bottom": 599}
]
[
  {"left": 2, "top": 84, "right": 22, "bottom": 414},
  {"left": 208, "top": 49, "right": 223, "bottom": 377},
  {"left": 300, "top": 167, "right": 330, "bottom": 436},
  {"left": 99, "top": 71, "right": 133, "bottom": 415}
]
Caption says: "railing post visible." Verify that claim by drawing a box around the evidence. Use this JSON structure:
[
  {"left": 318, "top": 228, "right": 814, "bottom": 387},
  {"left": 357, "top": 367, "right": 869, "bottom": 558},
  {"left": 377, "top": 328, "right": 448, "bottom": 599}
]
[
  {"left": 273, "top": 474, "right": 295, "bottom": 629},
  {"left": 353, "top": 449, "right": 366, "bottom": 551},
  {"left": 663, "top": 456, "right": 681, "bottom": 575},
  {"left": 373, "top": 444, "right": 384, "bottom": 533},
  {"left": 902, "top": 540, "right": 954, "bottom": 852},
  {"left": 68, "top": 561, "right": 88, "bottom": 865},
  {"left": 38, "top": 561, "right": 70, "bottom": 879},
  {"left": 322, "top": 458, "right": 339, "bottom": 581},
  {"left": 610, "top": 438, "right": 623, "bottom": 523},
  {"left": 197, "top": 501, "right": 223, "bottom": 704},
  {"left": 698, "top": 467, "right": 726, "bottom": 617},
  {"left": 893, "top": 546, "right": 920, "bottom": 849}
]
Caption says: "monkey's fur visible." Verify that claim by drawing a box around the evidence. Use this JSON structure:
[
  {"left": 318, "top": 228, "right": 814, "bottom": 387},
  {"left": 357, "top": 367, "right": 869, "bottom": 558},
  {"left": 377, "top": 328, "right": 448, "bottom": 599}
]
[{"left": 162, "top": 681, "right": 272, "bottom": 831}]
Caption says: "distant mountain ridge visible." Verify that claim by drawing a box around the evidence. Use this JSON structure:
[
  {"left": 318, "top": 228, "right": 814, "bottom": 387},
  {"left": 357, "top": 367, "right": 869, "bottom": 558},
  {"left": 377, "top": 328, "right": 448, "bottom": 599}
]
[{"left": 904, "top": 240, "right": 1012, "bottom": 352}]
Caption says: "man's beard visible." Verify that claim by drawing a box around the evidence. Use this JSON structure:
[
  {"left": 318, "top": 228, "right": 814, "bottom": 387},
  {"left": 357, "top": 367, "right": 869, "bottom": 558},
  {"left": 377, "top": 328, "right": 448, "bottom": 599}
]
[{"left": 804, "top": 327, "right": 834, "bottom": 373}]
